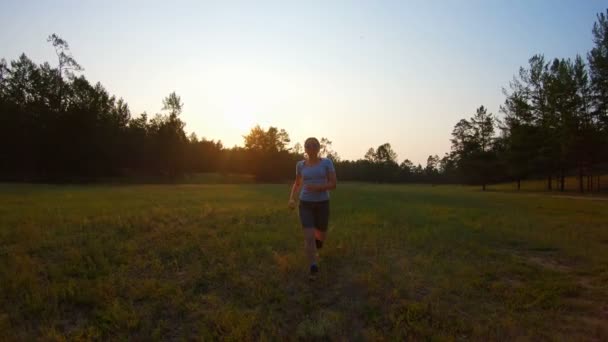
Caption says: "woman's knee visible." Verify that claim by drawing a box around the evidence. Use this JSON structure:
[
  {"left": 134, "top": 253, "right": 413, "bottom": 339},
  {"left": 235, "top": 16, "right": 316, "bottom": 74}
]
[{"left": 303, "top": 228, "right": 315, "bottom": 240}]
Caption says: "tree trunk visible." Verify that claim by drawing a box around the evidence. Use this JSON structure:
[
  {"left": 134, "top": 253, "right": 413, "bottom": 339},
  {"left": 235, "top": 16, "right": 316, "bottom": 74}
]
[
  {"left": 560, "top": 169, "right": 565, "bottom": 192},
  {"left": 517, "top": 179, "right": 521, "bottom": 191},
  {"left": 547, "top": 175, "right": 552, "bottom": 191},
  {"left": 482, "top": 183, "right": 486, "bottom": 191},
  {"left": 579, "top": 168, "right": 584, "bottom": 193},
  {"left": 598, "top": 175, "right": 601, "bottom": 192}
]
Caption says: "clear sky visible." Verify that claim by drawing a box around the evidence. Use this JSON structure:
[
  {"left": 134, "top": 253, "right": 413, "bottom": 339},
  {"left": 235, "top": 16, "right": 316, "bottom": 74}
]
[{"left": 1, "top": 1, "right": 606, "bottom": 164}]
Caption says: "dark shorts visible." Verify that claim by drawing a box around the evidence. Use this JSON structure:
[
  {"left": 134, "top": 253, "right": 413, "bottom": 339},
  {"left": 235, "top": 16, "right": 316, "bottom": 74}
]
[{"left": 298, "top": 200, "right": 330, "bottom": 231}]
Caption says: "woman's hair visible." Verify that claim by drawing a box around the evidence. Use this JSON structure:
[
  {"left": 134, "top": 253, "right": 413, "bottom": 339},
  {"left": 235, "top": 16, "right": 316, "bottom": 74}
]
[
  {"left": 304, "top": 137, "right": 320, "bottom": 159},
  {"left": 304, "top": 137, "right": 320, "bottom": 150}
]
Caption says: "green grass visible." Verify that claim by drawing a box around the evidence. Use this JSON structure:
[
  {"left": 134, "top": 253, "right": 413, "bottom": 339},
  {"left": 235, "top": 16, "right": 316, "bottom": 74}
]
[{"left": 1, "top": 183, "right": 607, "bottom": 340}]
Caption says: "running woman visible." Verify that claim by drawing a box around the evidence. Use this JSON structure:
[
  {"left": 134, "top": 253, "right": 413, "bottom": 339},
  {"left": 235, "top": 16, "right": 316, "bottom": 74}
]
[{"left": 288, "top": 137, "right": 337, "bottom": 280}]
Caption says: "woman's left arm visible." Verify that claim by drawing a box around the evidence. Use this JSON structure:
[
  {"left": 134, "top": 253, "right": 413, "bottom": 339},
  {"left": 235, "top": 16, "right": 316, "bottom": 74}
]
[{"left": 325, "top": 171, "right": 337, "bottom": 190}]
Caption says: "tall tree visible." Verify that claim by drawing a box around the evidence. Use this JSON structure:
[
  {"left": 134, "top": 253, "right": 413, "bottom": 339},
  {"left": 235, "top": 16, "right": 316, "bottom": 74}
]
[
  {"left": 375, "top": 143, "right": 398, "bottom": 164},
  {"left": 588, "top": 10, "right": 608, "bottom": 133},
  {"left": 292, "top": 142, "right": 303, "bottom": 155},
  {"left": 149, "top": 93, "right": 188, "bottom": 177},
  {"left": 425, "top": 155, "right": 440, "bottom": 178},
  {"left": 364, "top": 148, "right": 376, "bottom": 162},
  {"left": 320, "top": 137, "right": 340, "bottom": 162},
  {"left": 399, "top": 158, "right": 414, "bottom": 181},
  {"left": 47, "top": 34, "right": 82, "bottom": 112},
  {"left": 0, "top": 58, "right": 8, "bottom": 96},
  {"left": 588, "top": 9, "right": 608, "bottom": 178},
  {"left": 499, "top": 92, "right": 538, "bottom": 190},
  {"left": 244, "top": 125, "right": 290, "bottom": 153},
  {"left": 243, "top": 125, "right": 293, "bottom": 181},
  {"left": 450, "top": 106, "right": 498, "bottom": 190},
  {"left": 162, "top": 91, "right": 183, "bottom": 118}
]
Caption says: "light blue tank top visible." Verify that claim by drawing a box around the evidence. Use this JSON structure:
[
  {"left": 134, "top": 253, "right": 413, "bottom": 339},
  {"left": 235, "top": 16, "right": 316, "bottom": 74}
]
[{"left": 296, "top": 158, "right": 335, "bottom": 202}]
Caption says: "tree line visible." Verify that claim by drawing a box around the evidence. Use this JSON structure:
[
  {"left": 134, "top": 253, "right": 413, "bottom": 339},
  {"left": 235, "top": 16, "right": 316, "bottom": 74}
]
[
  {"left": 446, "top": 10, "right": 608, "bottom": 192},
  {"left": 1, "top": 10, "right": 607, "bottom": 190},
  {"left": 341, "top": 9, "right": 608, "bottom": 192}
]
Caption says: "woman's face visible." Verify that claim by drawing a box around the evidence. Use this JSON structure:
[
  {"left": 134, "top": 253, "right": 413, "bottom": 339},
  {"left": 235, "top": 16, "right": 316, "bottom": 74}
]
[{"left": 305, "top": 140, "right": 320, "bottom": 157}]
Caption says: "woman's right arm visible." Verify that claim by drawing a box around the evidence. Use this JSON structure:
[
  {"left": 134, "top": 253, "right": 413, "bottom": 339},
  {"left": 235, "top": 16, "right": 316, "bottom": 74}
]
[{"left": 288, "top": 174, "right": 302, "bottom": 208}]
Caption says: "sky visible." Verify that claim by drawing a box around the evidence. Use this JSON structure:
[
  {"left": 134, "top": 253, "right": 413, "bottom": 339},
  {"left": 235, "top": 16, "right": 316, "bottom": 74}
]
[{"left": 1, "top": 1, "right": 606, "bottom": 164}]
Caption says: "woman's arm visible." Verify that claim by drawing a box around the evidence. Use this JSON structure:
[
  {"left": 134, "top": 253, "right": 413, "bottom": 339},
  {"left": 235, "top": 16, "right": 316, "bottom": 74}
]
[
  {"left": 326, "top": 171, "right": 337, "bottom": 190},
  {"left": 288, "top": 174, "right": 303, "bottom": 208}
]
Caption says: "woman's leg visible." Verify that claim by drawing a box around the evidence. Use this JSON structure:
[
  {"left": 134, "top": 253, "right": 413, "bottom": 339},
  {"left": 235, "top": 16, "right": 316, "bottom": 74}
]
[
  {"left": 299, "top": 201, "right": 318, "bottom": 268},
  {"left": 314, "top": 201, "right": 330, "bottom": 248},
  {"left": 303, "top": 227, "right": 318, "bottom": 266},
  {"left": 314, "top": 230, "right": 326, "bottom": 249}
]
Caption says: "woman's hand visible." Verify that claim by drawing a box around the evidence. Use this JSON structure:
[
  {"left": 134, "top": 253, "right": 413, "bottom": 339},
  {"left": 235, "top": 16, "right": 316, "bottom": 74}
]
[{"left": 288, "top": 198, "right": 297, "bottom": 210}]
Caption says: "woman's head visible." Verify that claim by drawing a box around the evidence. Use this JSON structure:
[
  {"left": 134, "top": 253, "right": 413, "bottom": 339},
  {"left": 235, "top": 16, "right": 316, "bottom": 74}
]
[{"left": 304, "top": 137, "right": 320, "bottom": 159}]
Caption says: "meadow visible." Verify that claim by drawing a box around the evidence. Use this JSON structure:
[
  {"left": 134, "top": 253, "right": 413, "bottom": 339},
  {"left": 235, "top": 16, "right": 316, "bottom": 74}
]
[{"left": 1, "top": 182, "right": 607, "bottom": 340}]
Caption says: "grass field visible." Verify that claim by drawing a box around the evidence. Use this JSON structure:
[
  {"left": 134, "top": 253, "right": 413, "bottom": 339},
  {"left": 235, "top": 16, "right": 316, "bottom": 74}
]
[{"left": 1, "top": 183, "right": 607, "bottom": 340}]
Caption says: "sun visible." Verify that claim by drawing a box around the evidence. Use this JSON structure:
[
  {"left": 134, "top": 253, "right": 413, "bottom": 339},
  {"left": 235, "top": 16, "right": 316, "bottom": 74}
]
[
  {"left": 225, "top": 101, "right": 257, "bottom": 134},
  {"left": 206, "top": 64, "right": 282, "bottom": 134}
]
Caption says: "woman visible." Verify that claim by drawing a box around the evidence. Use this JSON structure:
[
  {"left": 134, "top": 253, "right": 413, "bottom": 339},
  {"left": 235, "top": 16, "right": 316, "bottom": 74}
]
[{"left": 288, "top": 137, "right": 337, "bottom": 280}]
